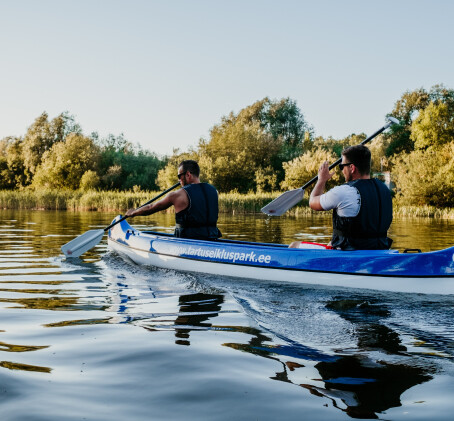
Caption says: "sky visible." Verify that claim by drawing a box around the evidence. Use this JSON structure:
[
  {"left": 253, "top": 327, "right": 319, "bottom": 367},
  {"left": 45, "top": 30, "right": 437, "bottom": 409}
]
[{"left": 1, "top": 0, "right": 453, "bottom": 156}]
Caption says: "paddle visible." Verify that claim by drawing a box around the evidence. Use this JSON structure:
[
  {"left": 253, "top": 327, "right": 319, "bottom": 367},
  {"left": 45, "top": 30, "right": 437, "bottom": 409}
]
[
  {"left": 261, "top": 117, "right": 399, "bottom": 216},
  {"left": 61, "top": 181, "right": 181, "bottom": 258}
]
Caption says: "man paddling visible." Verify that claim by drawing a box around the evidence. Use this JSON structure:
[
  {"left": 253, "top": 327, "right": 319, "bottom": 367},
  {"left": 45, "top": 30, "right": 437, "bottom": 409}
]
[
  {"left": 125, "top": 160, "right": 221, "bottom": 240},
  {"left": 290, "top": 145, "right": 392, "bottom": 250}
]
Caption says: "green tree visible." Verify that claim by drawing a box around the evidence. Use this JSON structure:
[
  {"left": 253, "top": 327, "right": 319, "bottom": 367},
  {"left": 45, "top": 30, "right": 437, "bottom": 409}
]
[
  {"left": 411, "top": 101, "right": 454, "bottom": 149},
  {"left": 312, "top": 133, "right": 365, "bottom": 156},
  {"left": 0, "top": 137, "right": 17, "bottom": 188},
  {"left": 237, "top": 97, "right": 311, "bottom": 153},
  {"left": 200, "top": 98, "right": 312, "bottom": 191},
  {"left": 0, "top": 137, "right": 9, "bottom": 156},
  {"left": 0, "top": 156, "right": 10, "bottom": 189},
  {"left": 385, "top": 85, "right": 454, "bottom": 155},
  {"left": 79, "top": 170, "right": 101, "bottom": 191},
  {"left": 156, "top": 97, "right": 311, "bottom": 192},
  {"left": 281, "top": 148, "right": 341, "bottom": 191},
  {"left": 385, "top": 88, "right": 430, "bottom": 155},
  {"left": 368, "top": 135, "right": 391, "bottom": 174},
  {"left": 96, "top": 134, "right": 164, "bottom": 190},
  {"left": 102, "top": 165, "right": 123, "bottom": 190},
  {"left": 391, "top": 143, "right": 454, "bottom": 207},
  {"left": 22, "top": 112, "right": 81, "bottom": 182},
  {"left": 255, "top": 166, "right": 278, "bottom": 193},
  {"left": 119, "top": 150, "right": 163, "bottom": 190},
  {"left": 32, "top": 133, "right": 100, "bottom": 189},
  {"left": 5, "top": 138, "right": 27, "bottom": 188},
  {"left": 200, "top": 121, "right": 281, "bottom": 192}
]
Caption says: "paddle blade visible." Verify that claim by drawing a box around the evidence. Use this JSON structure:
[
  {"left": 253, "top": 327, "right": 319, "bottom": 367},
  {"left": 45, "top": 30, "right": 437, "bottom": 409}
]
[
  {"left": 61, "top": 229, "right": 105, "bottom": 258},
  {"left": 261, "top": 189, "right": 305, "bottom": 216}
]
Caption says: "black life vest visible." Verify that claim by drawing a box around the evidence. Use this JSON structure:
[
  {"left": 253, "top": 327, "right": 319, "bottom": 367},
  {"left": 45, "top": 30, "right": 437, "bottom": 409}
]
[
  {"left": 174, "top": 183, "right": 222, "bottom": 240},
  {"left": 331, "top": 179, "right": 393, "bottom": 250}
]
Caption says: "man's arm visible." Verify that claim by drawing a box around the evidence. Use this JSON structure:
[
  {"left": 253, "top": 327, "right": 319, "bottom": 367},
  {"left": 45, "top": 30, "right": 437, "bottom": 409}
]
[
  {"left": 309, "top": 161, "right": 334, "bottom": 211},
  {"left": 125, "top": 190, "right": 188, "bottom": 217}
]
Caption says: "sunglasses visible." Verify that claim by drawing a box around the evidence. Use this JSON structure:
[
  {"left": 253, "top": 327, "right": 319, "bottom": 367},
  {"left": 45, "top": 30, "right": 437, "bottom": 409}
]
[
  {"left": 177, "top": 171, "right": 187, "bottom": 180},
  {"left": 338, "top": 162, "right": 354, "bottom": 170}
]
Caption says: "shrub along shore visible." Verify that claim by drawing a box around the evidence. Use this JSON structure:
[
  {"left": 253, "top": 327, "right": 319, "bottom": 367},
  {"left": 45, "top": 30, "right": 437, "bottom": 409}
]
[{"left": 0, "top": 190, "right": 454, "bottom": 218}]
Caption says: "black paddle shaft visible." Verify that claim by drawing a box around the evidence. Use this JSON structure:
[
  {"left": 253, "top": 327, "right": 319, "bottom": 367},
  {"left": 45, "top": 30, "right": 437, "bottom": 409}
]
[
  {"left": 104, "top": 181, "right": 181, "bottom": 232},
  {"left": 300, "top": 122, "right": 391, "bottom": 191}
]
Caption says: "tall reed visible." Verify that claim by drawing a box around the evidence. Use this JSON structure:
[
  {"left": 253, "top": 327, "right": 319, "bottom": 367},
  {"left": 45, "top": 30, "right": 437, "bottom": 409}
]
[
  {"left": 1, "top": 189, "right": 454, "bottom": 218},
  {"left": 393, "top": 204, "right": 454, "bottom": 219}
]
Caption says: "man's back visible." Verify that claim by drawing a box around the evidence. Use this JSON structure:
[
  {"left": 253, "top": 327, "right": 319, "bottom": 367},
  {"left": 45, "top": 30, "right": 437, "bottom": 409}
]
[
  {"left": 175, "top": 183, "right": 221, "bottom": 240},
  {"left": 331, "top": 179, "right": 392, "bottom": 250}
]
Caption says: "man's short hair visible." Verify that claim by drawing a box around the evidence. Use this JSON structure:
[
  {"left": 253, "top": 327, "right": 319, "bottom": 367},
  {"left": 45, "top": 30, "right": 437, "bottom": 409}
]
[
  {"left": 179, "top": 160, "right": 200, "bottom": 177},
  {"left": 342, "top": 145, "right": 371, "bottom": 175}
]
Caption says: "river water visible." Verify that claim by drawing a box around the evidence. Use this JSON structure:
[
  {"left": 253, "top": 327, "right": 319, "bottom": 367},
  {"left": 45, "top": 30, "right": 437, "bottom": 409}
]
[{"left": 1, "top": 209, "right": 454, "bottom": 420}]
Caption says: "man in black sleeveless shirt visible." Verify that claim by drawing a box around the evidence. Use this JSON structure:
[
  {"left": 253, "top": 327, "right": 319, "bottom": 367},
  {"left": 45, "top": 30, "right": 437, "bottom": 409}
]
[
  {"left": 292, "top": 145, "right": 392, "bottom": 250},
  {"left": 125, "top": 160, "right": 221, "bottom": 240}
]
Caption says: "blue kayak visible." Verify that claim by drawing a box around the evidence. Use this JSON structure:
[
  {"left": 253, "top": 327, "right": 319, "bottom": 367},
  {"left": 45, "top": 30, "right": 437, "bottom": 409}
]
[{"left": 107, "top": 216, "right": 454, "bottom": 295}]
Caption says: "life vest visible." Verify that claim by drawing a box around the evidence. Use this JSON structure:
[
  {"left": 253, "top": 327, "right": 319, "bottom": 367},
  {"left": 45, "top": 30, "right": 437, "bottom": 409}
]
[
  {"left": 331, "top": 179, "right": 393, "bottom": 250},
  {"left": 175, "top": 183, "right": 222, "bottom": 240}
]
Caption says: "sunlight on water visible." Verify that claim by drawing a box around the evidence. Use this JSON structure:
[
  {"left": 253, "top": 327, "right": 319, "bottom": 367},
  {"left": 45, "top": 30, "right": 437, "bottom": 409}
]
[{"left": 0, "top": 209, "right": 453, "bottom": 420}]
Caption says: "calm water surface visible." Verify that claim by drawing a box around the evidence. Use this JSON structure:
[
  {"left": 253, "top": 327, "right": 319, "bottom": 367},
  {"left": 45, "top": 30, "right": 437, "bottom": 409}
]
[{"left": 1, "top": 209, "right": 454, "bottom": 420}]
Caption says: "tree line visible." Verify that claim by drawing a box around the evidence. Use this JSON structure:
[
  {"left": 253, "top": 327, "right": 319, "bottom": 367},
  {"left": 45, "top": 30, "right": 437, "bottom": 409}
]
[
  {"left": 0, "top": 113, "right": 164, "bottom": 191},
  {"left": 157, "top": 85, "right": 454, "bottom": 207},
  {"left": 1, "top": 85, "right": 453, "bottom": 207}
]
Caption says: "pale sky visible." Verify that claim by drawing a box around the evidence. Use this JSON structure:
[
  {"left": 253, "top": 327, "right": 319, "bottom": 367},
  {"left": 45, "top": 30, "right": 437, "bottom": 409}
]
[{"left": 1, "top": 0, "right": 453, "bottom": 156}]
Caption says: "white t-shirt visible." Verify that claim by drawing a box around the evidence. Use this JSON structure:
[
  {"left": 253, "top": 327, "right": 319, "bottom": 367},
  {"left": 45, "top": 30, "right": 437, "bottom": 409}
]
[{"left": 319, "top": 184, "right": 361, "bottom": 217}]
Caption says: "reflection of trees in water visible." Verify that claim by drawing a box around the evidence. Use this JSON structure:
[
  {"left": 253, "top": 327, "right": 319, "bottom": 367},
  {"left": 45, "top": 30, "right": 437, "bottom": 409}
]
[
  {"left": 173, "top": 293, "right": 224, "bottom": 346},
  {"left": 0, "top": 360, "right": 51, "bottom": 373},
  {"left": 259, "top": 218, "right": 284, "bottom": 244},
  {"left": 217, "top": 213, "right": 335, "bottom": 245},
  {"left": 222, "top": 296, "right": 433, "bottom": 419}
]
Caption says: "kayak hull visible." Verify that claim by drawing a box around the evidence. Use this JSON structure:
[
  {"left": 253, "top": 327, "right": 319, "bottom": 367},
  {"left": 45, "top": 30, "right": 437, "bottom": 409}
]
[{"left": 107, "top": 217, "right": 454, "bottom": 295}]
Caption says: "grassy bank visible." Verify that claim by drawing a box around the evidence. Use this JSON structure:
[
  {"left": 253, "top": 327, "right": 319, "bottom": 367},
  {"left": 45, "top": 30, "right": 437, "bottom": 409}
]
[
  {"left": 0, "top": 190, "right": 150, "bottom": 211},
  {"left": 392, "top": 204, "right": 454, "bottom": 218},
  {"left": 1, "top": 189, "right": 454, "bottom": 218},
  {"left": 0, "top": 189, "right": 306, "bottom": 213},
  {"left": 218, "top": 192, "right": 311, "bottom": 214}
]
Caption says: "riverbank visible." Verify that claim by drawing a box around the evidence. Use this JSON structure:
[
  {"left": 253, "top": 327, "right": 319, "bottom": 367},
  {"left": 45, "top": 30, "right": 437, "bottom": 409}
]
[
  {"left": 0, "top": 189, "right": 284, "bottom": 213},
  {"left": 1, "top": 189, "right": 453, "bottom": 218}
]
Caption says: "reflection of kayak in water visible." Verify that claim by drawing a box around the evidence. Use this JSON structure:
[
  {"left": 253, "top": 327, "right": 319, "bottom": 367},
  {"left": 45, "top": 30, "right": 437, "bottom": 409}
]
[
  {"left": 108, "top": 217, "right": 454, "bottom": 295},
  {"left": 223, "top": 330, "right": 432, "bottom": 419},
  {"left": 224, "top": 339, "right": 338, "bottom": 363}
]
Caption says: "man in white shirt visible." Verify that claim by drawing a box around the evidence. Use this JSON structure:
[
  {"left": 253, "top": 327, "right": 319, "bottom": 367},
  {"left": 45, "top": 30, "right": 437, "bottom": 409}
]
[{"left": 290, "top": 145, "right": 392, "bottom": 250}]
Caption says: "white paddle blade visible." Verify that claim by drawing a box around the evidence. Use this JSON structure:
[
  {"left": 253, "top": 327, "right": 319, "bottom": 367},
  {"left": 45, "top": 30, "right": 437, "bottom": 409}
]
[
  {"left": 261, "top": 189, "right": 305, "bottom": 216},
  {"left": 388, "top": 117, "right": 399, "bottom": 125},
  {"left": 61, "top": 229, "right": 104, "bottom": 258}
]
